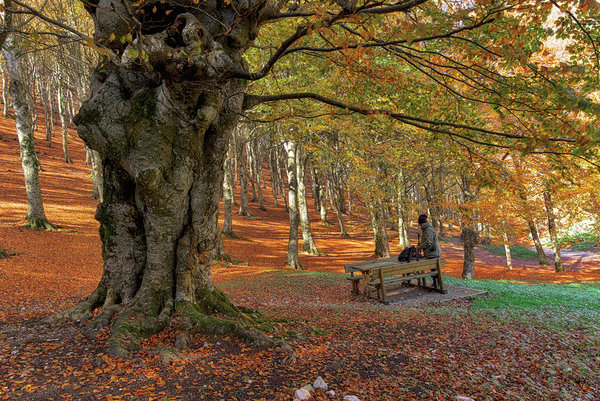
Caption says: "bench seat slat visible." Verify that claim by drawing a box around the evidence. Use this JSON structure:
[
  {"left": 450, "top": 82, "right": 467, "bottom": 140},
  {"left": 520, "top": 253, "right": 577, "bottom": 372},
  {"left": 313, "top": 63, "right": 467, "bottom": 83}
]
[{"left": 367, "top": 271, "right": 437, "bottom": 287}]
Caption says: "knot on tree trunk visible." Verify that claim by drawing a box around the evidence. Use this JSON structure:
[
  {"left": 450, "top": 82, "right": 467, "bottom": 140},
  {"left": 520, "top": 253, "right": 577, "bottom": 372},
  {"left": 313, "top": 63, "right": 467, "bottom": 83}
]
[{"left": 122, "top": 12, "right": 233, "bottom": 81}]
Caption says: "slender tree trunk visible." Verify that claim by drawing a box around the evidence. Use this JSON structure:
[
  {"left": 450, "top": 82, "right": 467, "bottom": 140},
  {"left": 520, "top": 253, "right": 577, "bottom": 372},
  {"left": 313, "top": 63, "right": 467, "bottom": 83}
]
[
  {"left": 503, "top": 231, "right": 513, "bottom": 270},
  {"left": 328, "top": 169, "right": 349, "bottom": 238},
  {"left": 2, "top": 39, "right": 54, "bottom": 230},
  {"left": 283, "top": 140, "right": 302, "bottom": 269},
  {"left": 236, "top": 135, "right": 251, "bottom": 217},
  {"left": 268, "top": 146, "right": 279, "bottom": 207},
  {"left": 370, "top": 203, "right": 390, "bottom": 258},
  {"left": 527, "top": 218, "right": 549, "bottom": 266},
  {"left": 1, "top": 67, "right": 9, "bottom": 117},
  {"left": 311, "top": 166, "right": 328, "bottom": 224},
  {"left": 57, "top": 86, "right": 72, "bottom": 163},
  {"left": 251, "top": 139, "right": 265, "bottom": 210},
  {"left": 543, "top": 189, "right": 564, "bottom": 272},
  {"left": 89, "top": 149, "right": 104, "bottom": 202},
  {"left": 222, "top": 149, "right": 235, "bottom": 237},
  {"left": 309, "top": 163, "right": 320, "bottom": 211},
  {"left": 318, "top": 181, "right": 328, "bottom": 224},
  {"left": 337, "top": 168, "right": 347, "bottom": 214},
  {"left": 397, "top": 211, "right": 410, "bottom": 248},
  {"left": 296, "top": 147, "right": 319, "bottom": 255},
  {"left": 45, "top": 83, "right": 54, "bottom": 146},
  {"left": 346, "top": 182, "right": 353, "bottom": 215},
  {"left": 276, "top": 147, "right": 288, "bottom": 211},
  {"left": 247, "top": 142, "right": 257, "bottom": 202},
  {"left": 460, "top": 175, "right": 476, "bottom": 279},
  {"left": 397, "top": 172, "right": 410, "bottom": 247}
]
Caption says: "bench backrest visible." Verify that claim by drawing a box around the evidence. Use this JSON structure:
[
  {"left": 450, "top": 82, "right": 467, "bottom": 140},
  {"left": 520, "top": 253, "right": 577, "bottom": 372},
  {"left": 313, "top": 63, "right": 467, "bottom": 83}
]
[{"left": 376, "top": 258, "right": 445, "bottom": 279}]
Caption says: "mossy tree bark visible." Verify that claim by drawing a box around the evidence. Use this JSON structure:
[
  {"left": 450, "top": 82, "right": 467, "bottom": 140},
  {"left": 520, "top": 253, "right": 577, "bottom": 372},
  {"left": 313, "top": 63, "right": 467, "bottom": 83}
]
[{"left": 55, "top": 1, "right": 278, "bottom": 356}]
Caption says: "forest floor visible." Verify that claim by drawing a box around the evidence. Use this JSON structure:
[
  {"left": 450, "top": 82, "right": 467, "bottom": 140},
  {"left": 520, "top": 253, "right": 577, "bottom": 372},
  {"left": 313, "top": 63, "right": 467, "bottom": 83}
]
[{"left": 1, "top": 115, "right": 599, "bottom": 401}]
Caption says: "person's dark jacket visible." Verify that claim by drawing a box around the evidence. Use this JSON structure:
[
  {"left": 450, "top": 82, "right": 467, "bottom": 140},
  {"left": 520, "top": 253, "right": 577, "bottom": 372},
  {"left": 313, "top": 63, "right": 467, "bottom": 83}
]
[{"left": 419, "top": 222, "right": 441, "bottom": 259}]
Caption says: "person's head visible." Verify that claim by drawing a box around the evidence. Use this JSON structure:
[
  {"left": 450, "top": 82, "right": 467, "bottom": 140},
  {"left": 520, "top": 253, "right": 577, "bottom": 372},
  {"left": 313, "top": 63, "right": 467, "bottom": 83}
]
[{"left": 418, "top": 214, "right": 428, "bottom": 227}]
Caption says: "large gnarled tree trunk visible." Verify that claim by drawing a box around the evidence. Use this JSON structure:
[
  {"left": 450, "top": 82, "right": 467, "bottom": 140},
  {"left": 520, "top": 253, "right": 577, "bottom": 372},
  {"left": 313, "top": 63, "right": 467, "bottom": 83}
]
[{"left": 56, "top": 1, "right": 279, "bottom": 356}]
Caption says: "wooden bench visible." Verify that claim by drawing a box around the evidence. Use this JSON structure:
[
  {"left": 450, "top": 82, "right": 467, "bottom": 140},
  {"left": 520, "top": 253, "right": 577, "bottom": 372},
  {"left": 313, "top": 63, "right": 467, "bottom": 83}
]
[{"left": 345, "top": 257, "right": 447, "bottom": 304}]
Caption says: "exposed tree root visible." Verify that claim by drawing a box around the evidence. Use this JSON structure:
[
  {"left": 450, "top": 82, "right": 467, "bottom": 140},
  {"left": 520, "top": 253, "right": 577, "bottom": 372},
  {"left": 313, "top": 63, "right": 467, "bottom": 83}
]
[
  {"left": 51, "top": 286, "right": 292, "bottom": 359},
  {"left": 48, "top": 285, "right": 106, "bottom": 325},
  {"left": 174, "top": 301, "right": 293, "bottom": 356},
  {"left": 0, "top": 246, "right": 10, "bottom": 259},
  {"left": 286, "top": 261, "right": 305, "bottom": 270},
  {"left": 23, "top": 218, "right": 57, "bottom": 231}
]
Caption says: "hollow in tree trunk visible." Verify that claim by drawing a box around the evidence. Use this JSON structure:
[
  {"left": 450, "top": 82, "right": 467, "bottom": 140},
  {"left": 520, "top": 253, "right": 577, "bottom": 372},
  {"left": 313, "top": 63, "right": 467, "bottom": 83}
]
[{"left": 53, "top": 2, "right": 282, "bottom": 356}]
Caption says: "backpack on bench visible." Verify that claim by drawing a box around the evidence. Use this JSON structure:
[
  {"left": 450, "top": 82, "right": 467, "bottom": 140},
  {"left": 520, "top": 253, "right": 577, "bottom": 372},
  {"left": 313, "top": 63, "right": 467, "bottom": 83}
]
[{"left": 398, "top": 245, "right": 419, "bottom": 263}]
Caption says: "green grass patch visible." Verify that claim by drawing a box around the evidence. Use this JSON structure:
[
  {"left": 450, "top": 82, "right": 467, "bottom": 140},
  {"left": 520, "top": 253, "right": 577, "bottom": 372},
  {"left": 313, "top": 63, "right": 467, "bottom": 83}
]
[
  {"left": 481, "top": 244, "right": 540, "bottom": 260},
  {"left": 444, "top": 275, "right": 600, "bottom": 311},
  {"left": 554, "top": 232, "right": 600, "bottom": 251},
  {"left": 438, "top": 276, "right": 600, "bottom": 333}
]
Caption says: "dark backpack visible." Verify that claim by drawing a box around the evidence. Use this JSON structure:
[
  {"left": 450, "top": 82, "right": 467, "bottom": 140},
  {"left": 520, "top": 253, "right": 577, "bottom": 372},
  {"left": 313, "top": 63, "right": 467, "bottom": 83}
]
[{"left": 398, "top": 245, "right": 419, "bottom": 263}]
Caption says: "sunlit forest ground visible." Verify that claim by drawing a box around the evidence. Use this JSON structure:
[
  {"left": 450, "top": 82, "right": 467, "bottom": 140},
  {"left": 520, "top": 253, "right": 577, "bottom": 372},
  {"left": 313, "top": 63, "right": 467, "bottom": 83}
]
[{"left": 1, "top": 113, "right": 599, "bottom": 400}]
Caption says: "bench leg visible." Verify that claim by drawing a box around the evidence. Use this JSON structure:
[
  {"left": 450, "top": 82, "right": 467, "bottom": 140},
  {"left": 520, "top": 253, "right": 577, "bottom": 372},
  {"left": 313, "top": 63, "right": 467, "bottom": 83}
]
[
  {"left": 351, "top": 279, "right": 359, "bottom": 294},
  {"left": 378, "top": 269, "right": 386, "bottom": 303}
]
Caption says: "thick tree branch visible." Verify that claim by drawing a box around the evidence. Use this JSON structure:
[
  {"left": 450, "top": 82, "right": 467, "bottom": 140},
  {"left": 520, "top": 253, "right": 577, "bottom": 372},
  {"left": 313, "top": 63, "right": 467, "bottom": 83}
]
[
  {"left": 245, "top": 91, "right": 577, "bottom": 145},
  {"left": 232, "top": 0, "right": 431, "bottom": 80}
]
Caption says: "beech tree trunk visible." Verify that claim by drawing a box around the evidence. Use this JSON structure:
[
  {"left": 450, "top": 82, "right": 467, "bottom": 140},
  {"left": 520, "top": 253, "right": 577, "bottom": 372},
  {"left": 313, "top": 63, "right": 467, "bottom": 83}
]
[
  {"left": 268, "top": 146, "right": 279, "bottom": 208},
  {"left": 460, "top": 175, "right": 476, "bottom": 280},
  {"left": 236, "top": 131, "right": 251, "bottom": 217},
  {"left": 296, "top": 147, "right": 319, "bottom": 255},
  {"left": 251, "top": 138, "right": 265, "bottom": 210},
  {"left": 370, "top": 203, "right": 390, "bottom": 258},
  {"left": 543, "top": 189, "right": 564, "bottom": 272},
  {"left": 527, "top": 218, "right": 549, "bottom": 266},
  {"left": 2, "top": 37, "right": 54, "bottom": 230},
  {"left": 283, "top": 140, "right": 303, "bottom": 269},
  {"left": 1, "top": 67, "right": 9, "bottom": 117},
  {"left": 503, "top": 231, "right": 513, "bottom": 270},
  {"left": 397, "top": 171, "right": 410, "bottom": 247},
  {"left": 276, "top": 146, "right": 288, "bottom": 211},
  {"left": 222, "top": 147, "right": 235, "bottom": 237},
  {"left": 57, "top": 2, "right": 276, "bottom": 356},
  {"left": 57, "top": 86, "right": 72, "bottom": 163},
  {"left": 88, "top": 149, "right": 103, "bottom": 202},
  {"left": 328, "top": 169, "right": 349, "bottom": 238}
]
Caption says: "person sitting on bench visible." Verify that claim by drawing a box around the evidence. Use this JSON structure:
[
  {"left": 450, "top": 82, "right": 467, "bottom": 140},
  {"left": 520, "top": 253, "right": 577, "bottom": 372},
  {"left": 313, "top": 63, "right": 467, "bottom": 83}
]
[{"left": 418, "top": 214, "right": 441, "bottom": 259}]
